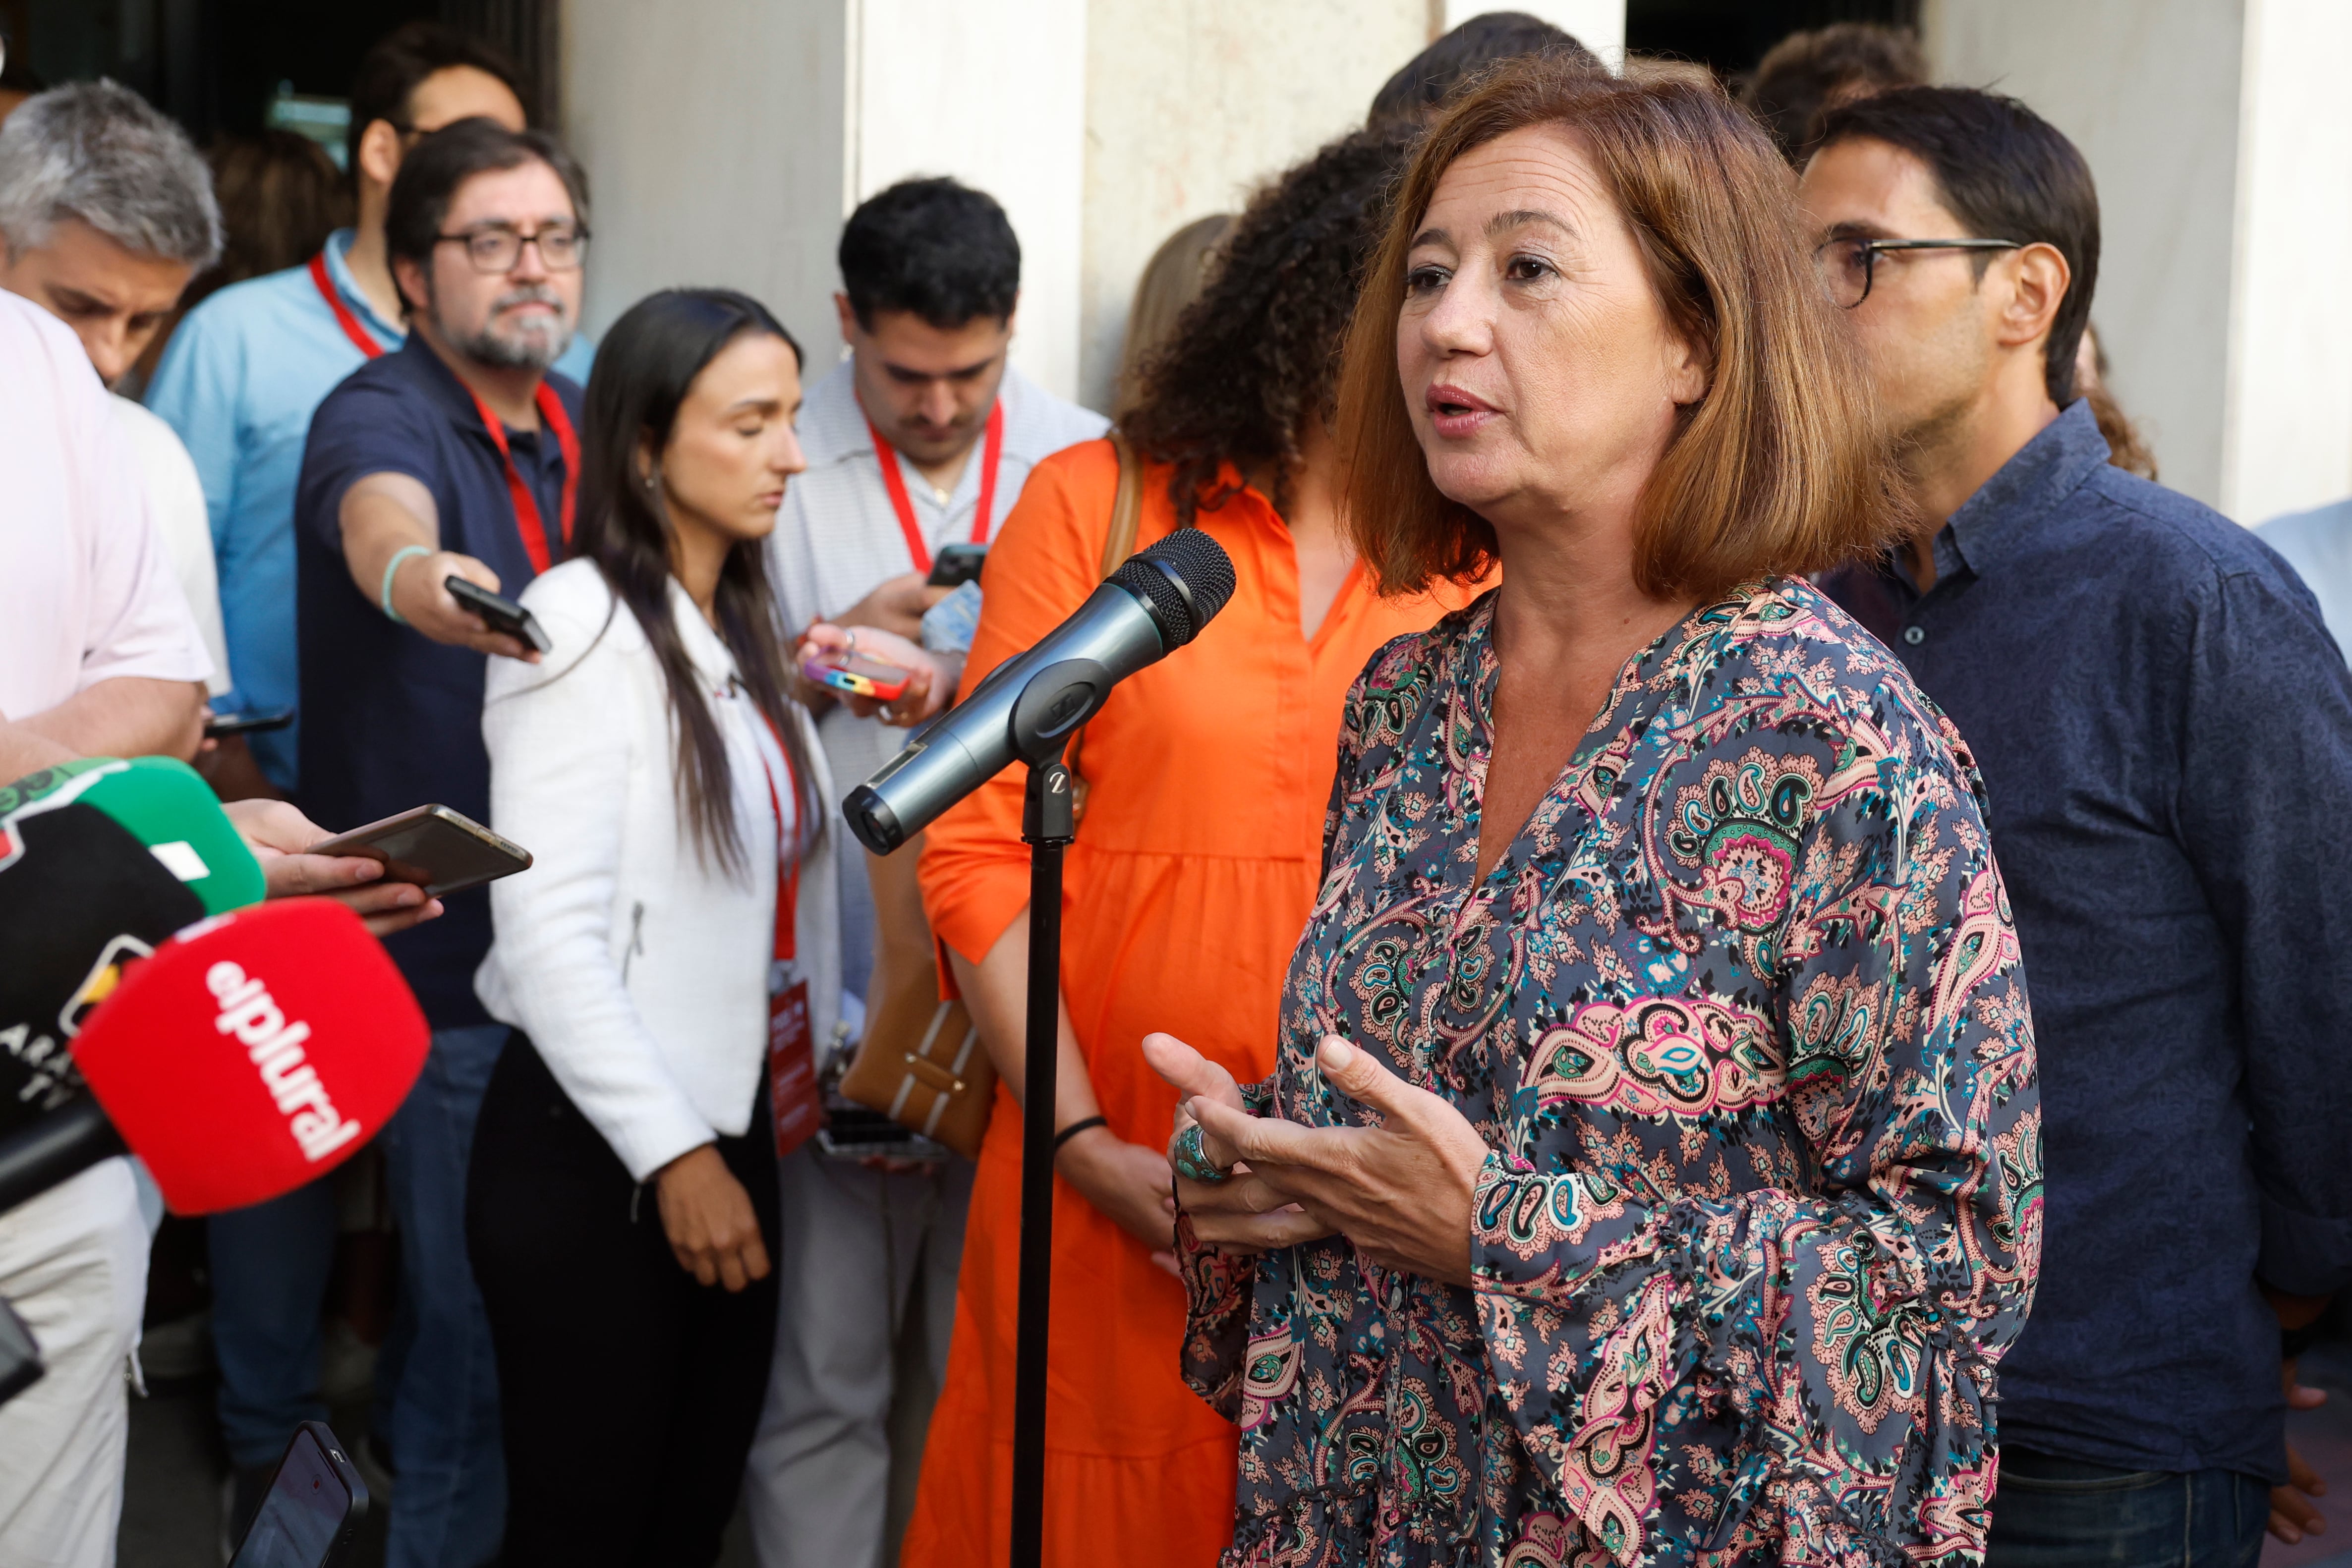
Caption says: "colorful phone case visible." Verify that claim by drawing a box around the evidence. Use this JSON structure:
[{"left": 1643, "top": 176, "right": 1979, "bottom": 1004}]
[{"left": 803, "top": 657, "right": 912, "bottom": 703}]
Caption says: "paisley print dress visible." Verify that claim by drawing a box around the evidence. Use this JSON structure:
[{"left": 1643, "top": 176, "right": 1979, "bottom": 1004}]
[{"left": 1177, "top": 579, "right": 2042, "bottom": 1567}]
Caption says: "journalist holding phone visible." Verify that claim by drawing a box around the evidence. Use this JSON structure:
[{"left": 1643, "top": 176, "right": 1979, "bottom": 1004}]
[{"left": 466, "top": 288, "right": 839, "bottom": 1566}]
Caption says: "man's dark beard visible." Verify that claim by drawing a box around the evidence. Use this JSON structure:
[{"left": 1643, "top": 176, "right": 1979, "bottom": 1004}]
[{"left": 430, "top": 280, "right": 571, "bottom": 372}]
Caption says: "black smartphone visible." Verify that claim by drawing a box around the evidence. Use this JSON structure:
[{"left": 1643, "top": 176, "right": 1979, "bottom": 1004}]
[
  {"left": 926, "top": 542, "right": 988, "bottom": 589},
  {"left": 204, "top": 705, "right": 297, "bottom": 739},
  {"left": 228, "top": 1421, "right": 368, "bottom": 1568},
  {"left": 306, "top": 804, "right": 533, "bottom": 897},
  {"left": 445, "top": 575, "right": 553, "bottom": 654}
]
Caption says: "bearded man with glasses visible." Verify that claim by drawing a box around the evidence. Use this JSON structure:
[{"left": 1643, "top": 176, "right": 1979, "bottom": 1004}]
[
  {"left": 1803, "top": 85, "right": 2352, "bottom": 1568},
  {"left": 278, "top": 115, "right": 591, "bottom": 1568}
]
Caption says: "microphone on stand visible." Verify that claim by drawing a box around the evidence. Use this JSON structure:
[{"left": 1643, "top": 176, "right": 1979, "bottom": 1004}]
[
  {"left": 843, "top": 528, "right": 1238, "bottom": 853},
  {"left": 0, "top": 897, "right": 430, "bottom": 1217}
]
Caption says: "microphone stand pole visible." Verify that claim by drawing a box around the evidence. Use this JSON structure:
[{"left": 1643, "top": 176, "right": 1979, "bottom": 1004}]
[{"left": 1010, "top": 749, "right": 1074, "bottom": 1568}]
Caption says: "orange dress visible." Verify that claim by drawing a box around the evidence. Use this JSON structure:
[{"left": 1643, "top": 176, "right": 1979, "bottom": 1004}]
[{"left": 905, "top": 439, "right": 1483, "bottom": 1568}]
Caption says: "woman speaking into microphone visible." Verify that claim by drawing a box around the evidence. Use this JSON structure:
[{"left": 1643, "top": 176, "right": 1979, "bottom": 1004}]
[
  {"left": 1147, "top": 59, "right": 2044, "bottom": 1565},
  {"left": 466, "top": 288, "right": 837, "bottom": 1565}
]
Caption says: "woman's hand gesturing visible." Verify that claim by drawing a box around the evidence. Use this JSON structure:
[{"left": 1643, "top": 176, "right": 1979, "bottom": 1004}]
[
  {"left": 1142, "top": 1033, "right": 1334, "bottom": 1258},
  {"left": 1174, "top": 1036, "right": 1489, "bottom": 1286}
]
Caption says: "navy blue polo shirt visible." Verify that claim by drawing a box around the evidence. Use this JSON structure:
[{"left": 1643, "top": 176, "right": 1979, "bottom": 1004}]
[
  {"left": 293, "top": 332, "right": 583, "bottom": 1028},
  {"left": 1822, "top": 400, "right": 2352, "bottom": 1482}
]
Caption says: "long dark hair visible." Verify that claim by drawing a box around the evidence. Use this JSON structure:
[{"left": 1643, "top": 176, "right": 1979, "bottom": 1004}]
[
  {"left": 574, "top": 287, "right": 816, "bottom": 873},
  {"left": 1120, "top": 121, "right": 1420, "bottom": 526}
]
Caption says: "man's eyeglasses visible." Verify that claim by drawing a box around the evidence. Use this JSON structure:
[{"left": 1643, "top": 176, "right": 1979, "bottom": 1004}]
[
  {"left": 434, "top": 224, "right": 589, "bottom": 275},
  {"left": 1812, "top": 236, "right": 2022, "bottom": 308}
]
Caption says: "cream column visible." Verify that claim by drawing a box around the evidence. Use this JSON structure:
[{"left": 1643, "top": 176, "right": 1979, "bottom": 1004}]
[
  {"left": 564, "top": 0, "right": 1088, "bottom": 400},
  {"left": 564, "top": 0, "right": 1633, "bottom": 415},
  {"left": 1928, "top": 0, "right": 2352, "bottom": 521},
  {"left": 563, "top": 0, "right": 852, "bottom": 371},
  {"left": 2219, "top": 0, "right": 2352, "bottom": 525},
  {"left": 850, "top": 0, "right": 1090, "bottom": 399}
]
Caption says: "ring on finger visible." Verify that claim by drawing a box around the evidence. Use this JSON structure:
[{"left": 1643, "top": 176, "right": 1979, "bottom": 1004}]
[{"left": 1172, "top": 1122, "right": 1233, "bottom": 1185}]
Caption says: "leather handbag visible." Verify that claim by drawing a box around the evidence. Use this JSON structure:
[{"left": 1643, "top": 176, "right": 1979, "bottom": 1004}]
[
  {"left": 835, "top": 431, "right": 1147, "bottom": 1158},
  {"left": 836, "top": 933, "right": 992, "bottom": 1159}
]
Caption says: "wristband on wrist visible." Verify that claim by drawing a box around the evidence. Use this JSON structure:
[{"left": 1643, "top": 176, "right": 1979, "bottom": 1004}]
[
  {"left": 380, "top": 544, "right": 433, "bottom": 624},
  {"left": 1052, "top": 1115, "right": 1109, "bottom": 1155}
]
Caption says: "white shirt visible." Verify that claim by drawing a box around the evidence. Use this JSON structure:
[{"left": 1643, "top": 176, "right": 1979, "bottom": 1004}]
[
  {"left": 0, "top": 292, "right": 207, "bottom": 1309},
  {"left": 112, "top": 395, "right": 231, "bottom": 698},
  {"left": 0, "top": 293, "right": 212, "bottom": 723},
  {"left": 766, "top": 359, "right": 1105, "bottom": 995},
  {"left": 475, "top": 560, "right": 842, "bottom": 1181}
]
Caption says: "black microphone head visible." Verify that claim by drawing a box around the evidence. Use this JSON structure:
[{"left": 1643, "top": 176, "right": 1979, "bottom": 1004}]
[{"left": 1109, "top": 527, "right": 1236, "bottom": 649}]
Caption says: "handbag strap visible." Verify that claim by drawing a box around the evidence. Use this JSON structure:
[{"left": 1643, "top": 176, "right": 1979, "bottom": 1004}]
[{"left": 1064, "top": 432, "right": 1147, "bottom": 809}]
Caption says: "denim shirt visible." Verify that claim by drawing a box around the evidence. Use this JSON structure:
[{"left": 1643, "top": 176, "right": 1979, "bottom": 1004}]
[{"left": 1822, "top": 399, "right": 2352, "bottom": 1481}]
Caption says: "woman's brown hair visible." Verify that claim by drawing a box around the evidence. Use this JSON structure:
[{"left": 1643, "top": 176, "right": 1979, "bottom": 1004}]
[{"left": 1338, "top": 57, "right": 1907, "bottom": 600}]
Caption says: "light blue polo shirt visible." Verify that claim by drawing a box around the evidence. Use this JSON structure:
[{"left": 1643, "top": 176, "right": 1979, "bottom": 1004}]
[{"left": 144, "top": 227, "right": 593, "bottom": 786}]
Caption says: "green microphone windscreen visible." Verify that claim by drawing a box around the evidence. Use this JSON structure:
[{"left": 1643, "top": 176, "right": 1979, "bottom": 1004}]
[
  {"left": 14, "top": 759, "right": 265, "bottom": 914},
  {"left": 0, "top": 759, "right": 117, "bottom": 818}
]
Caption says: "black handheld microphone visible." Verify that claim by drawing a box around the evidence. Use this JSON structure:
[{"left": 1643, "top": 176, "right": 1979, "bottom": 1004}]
[
  {"left": 0, "top": 801, "right": 209, "bottom": 1130},
  {"left": 844, "top": 528, "right": 1237, "bottom": 854}
]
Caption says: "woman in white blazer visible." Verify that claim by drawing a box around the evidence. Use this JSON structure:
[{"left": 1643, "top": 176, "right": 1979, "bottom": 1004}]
[{"left": 467, "top": 288, "right": 841, "bottom": 1566}]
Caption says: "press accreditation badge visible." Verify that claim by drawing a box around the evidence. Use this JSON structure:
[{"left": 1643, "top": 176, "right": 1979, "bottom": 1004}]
[{"left": 769, "top": 960, "right": 820, "bottom": 1159}]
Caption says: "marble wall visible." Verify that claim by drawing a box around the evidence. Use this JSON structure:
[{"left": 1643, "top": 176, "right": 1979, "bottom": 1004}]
[
  {"left": 1075, "top": 0, "right": 1428, "bottom": 412},
  {"left": 563, "top": 0, "right": 1638, "bottom": 412}
]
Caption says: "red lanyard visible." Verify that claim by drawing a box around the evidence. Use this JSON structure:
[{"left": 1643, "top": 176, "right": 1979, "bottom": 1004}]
[
  {"left": 863, "top": 400, "right": 1004, "bottom": 575},
  {"left": 754, "top": 705, "right": 821, "bottom": 1158},
  {"left": 464, "top": 385, "right": 578, "bottom": 576},
  {"left": 311, "top": 250, "right": 576, "bottom": 576},
  {"left": 753, "top": 710, "right": 801, "bottom": 963},
  {"left": 310, "top": 251, "right": 388, "bottom": 358}
]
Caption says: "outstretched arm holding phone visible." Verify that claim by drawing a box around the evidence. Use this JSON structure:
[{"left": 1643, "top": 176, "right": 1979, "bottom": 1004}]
[{"left": 337, "top": 472, "right": 541, "bottom": 663}]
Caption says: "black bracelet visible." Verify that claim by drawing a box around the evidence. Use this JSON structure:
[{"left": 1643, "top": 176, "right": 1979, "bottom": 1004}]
[{"left": 1052, "top": 1115, "right": 1110, "bottom": 1154}]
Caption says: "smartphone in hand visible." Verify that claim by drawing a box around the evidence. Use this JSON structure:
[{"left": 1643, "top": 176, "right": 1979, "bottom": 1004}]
[
  {"left": 803, "top": 653, "right": 913, "bottom": 704},
  {"left": 926, "top": 542, "right": 987, "bottom": 589},
  {"left": 228, "top": 1421, "right": 367, "bottom": 1568},
  {"left": 445, "top": 576, "right": 552, "bottom": 654},
  {"left": 205, "top": 705, "right": 296, "bottom": 739},
  {"left": 306, "top": 804, "right": 532, "bottom": 898}
]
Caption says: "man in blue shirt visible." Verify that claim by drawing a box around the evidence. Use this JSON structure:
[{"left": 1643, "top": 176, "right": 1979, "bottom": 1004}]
[
  {"left": 2258, "top": 501, "right": 2352, "bottom": 653},
  {"left": 145, "top": 20, "right": 588, "bottom": 795},
  {"left": 1801, "top": 87, "right": 2352, "bottom": 1567},
  {"left": 278, "top": 119, "right": 587, "bottom": 1567}
]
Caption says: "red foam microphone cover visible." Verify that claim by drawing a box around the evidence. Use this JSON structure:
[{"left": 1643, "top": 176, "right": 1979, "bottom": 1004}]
[{"left": 69, "top": 898, "right": 430, "bottom": 1214}]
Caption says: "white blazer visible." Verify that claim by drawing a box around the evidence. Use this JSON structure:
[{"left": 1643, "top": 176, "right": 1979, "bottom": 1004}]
[{"left": 475, "top": 558, "right": 841, "bottom": 1182}]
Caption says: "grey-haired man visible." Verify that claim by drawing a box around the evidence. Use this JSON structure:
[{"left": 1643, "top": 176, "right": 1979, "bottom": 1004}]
[{"left": 0, "top": 79, "right": 231, "bottom": 732}]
